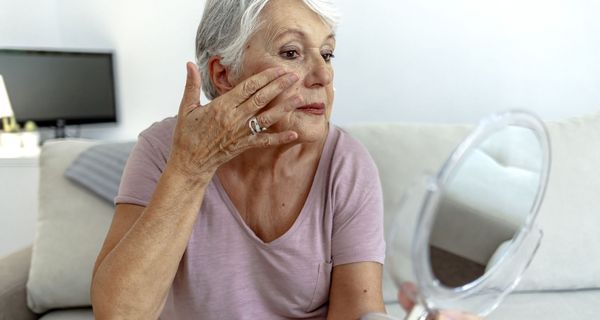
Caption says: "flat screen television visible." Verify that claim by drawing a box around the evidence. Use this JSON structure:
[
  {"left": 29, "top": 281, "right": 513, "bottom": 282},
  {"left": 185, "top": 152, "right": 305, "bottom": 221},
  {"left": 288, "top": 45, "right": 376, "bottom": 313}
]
[{"left": 0, "top": 49, "right": 117, "bottom": 137}]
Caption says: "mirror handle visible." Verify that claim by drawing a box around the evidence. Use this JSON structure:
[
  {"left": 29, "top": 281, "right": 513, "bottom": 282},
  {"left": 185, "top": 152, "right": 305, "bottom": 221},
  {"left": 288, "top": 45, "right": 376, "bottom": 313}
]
[
  {"left": 405, "top": 304, "right": 429, "bottom": 320},
  {"left": 359, "top": 304, "right": 430, "bottom": 320}
]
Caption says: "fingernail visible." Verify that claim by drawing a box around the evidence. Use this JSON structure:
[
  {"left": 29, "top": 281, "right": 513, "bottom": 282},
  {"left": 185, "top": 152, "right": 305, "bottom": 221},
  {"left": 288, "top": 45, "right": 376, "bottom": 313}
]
[
  {"left": 288, "top": 132, "right": 298, "bottom": 141},
  {"left": 276, "top": 67, "right": 286, "bottom": 76}
]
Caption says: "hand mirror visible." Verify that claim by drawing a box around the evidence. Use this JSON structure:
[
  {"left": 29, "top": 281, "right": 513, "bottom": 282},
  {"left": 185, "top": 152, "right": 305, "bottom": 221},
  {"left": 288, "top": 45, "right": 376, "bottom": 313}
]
[{"left": 365, "top": 110, "right": 551, "bottom": 319}]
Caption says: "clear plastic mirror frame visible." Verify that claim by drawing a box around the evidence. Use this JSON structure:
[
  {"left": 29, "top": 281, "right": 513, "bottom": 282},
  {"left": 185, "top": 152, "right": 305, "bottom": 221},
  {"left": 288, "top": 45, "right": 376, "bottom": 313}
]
[{"left": 411, "top": 110, "right": 551, "bottom": 317}]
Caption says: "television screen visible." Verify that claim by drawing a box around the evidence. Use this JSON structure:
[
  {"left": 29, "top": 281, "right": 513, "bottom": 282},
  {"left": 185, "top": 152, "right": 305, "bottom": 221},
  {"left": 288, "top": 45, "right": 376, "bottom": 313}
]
[{"left": 0, "top": 49, "right": 117, "bottom": 127}]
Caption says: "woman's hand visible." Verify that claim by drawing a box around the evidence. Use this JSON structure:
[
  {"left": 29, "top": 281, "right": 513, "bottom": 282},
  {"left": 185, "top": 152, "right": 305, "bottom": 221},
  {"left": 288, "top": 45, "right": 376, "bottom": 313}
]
[
  {"left": 168, "top": 62, "right": 304, "bottom": 181},
  {"left": 399, "top": 283, "right": 483, "bottom": 320}
]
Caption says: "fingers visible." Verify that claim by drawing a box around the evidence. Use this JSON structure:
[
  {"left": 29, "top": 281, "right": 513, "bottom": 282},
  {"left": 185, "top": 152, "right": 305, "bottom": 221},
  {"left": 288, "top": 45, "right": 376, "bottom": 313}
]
[
  {"left": 236, "top": 71, "right": 300, "bottom": 116},
  {"left": 437, "top": 310, "right": 483, "bottom": 320},
  {"left": 398, "top": 282, "right": 418, "bottom": 312},
  {"left": 179, "top": 62, "right": 202, "bottom": 117},
  {"left": 228, "top": 67, "right": 294, "bottom": 107},
  {"left": 234, "top": 131, "right": 298, "bottom": 155},
  {"left": 251, "top": 95, "right": 303, "bottom": 131}
]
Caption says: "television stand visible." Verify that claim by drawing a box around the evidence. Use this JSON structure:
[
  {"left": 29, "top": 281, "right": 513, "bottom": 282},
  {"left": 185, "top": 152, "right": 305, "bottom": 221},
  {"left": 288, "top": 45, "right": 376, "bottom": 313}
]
[{"left": 54, "top": 119, "right": 66, "bottom": 139}]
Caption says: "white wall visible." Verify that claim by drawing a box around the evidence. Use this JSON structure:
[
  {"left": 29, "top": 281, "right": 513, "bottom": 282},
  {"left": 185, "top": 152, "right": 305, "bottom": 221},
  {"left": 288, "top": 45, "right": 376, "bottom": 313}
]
[
  {"left": 333, "top": 0, "right": 600, "bottom": 124},
  {"left": 1, "top": 0, "right": 599, "bottom": 140},
  {"left": 54, "top": 0, "right": 204, "bottom": 140},
  {"left": 1, "top": 0, "right": 203, "bottom": 140},
  {"left": 0, "top": 0, "right": 61, "bottom": 47}
]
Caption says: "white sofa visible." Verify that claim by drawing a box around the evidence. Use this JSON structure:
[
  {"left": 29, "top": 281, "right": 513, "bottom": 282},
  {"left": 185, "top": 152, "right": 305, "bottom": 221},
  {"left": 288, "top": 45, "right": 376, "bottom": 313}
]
[{"left": 1, "top": 112, "right": 599, "bottom": 319}]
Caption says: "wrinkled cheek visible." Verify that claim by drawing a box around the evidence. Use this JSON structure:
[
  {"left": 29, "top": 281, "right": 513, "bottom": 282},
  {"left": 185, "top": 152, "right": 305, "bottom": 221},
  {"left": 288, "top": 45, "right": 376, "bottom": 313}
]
[
  {"left": 325, "top": 84, "right": 334, "bottom": 120},
  {"left": 260, "top": 53, "right": 307, "bottom": 74}
]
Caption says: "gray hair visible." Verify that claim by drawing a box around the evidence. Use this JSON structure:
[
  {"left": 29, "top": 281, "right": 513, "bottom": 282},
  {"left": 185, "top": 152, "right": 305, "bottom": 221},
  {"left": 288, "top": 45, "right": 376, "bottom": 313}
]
[{"left": 195, "top": 0, "right": 340, "bottom": 100}]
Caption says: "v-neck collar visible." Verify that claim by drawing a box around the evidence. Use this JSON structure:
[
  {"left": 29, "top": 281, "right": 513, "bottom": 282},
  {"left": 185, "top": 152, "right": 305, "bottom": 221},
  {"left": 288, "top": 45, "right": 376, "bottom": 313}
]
[{"left": 213, "top": 123, "right": 335, "bottom": 247}]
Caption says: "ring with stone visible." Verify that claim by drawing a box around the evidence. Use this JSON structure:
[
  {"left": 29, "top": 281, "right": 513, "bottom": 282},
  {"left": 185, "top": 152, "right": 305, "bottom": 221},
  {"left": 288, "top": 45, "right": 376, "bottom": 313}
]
[{"left": 248, "top": 116, "right": 266, "bottom": 135}]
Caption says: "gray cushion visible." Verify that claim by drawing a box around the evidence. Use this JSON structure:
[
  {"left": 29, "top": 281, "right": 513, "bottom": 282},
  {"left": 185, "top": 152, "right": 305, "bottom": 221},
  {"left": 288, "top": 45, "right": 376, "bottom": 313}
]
[{"left": 64, "top": 142, "right": 135, "bottom": 203}]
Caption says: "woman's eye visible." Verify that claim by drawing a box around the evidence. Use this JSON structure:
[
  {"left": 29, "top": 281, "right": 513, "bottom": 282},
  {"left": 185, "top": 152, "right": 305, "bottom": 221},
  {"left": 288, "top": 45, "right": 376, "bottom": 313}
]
[
  {"left": 280, "top": 50, "right": 299, "bottom": 60},
  {"left": 322, "top": 52, "right": 335, "bottom": 62}
]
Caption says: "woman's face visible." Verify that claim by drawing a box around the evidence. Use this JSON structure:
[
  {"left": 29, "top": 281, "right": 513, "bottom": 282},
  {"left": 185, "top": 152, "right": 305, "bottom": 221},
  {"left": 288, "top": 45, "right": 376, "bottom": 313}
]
[{"left": 230, "top": 0, "right": 335, "bottom": 143}]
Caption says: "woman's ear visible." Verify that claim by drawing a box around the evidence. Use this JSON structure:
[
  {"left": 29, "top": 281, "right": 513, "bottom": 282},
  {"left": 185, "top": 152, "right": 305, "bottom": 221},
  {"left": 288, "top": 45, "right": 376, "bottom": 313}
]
[{"left": 208, "top": 56, "right": 234, "bottom": 96}]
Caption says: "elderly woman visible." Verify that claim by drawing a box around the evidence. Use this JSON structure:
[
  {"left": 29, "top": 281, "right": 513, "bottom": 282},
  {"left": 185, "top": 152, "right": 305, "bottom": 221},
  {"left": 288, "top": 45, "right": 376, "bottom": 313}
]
[{"left": 91, "top": 0, "right": 481, "bottom": 319}]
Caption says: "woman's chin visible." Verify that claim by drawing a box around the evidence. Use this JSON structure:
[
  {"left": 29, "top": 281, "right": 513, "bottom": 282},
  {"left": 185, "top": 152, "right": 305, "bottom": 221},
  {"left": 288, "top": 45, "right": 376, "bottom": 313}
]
[
  {"left": 267, "top": 111, "right": 329, "bottom": 144},
  {"left": 292, "top": 121, "right": 329, "bottom": 144}
]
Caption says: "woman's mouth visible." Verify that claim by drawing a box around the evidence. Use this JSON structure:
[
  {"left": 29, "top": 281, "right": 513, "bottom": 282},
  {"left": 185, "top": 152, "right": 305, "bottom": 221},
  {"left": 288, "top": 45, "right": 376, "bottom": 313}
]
[{"left": 296, "top": 103, "right": 325, "bottom": 116}]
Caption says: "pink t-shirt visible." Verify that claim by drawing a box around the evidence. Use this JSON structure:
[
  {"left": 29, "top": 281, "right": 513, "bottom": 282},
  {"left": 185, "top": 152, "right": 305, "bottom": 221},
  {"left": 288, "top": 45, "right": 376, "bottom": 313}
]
[{"left": 115, "top": 117, "right": 385, "bottom": 319}]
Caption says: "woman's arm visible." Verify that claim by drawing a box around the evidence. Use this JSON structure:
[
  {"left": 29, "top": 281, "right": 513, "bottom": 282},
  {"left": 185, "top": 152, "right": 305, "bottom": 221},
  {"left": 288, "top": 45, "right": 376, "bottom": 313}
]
[
  {"left": 327, "top": 262, "right": 386, "bottom": 320},
  {"left": 91, "top": 62, "right": 303, "bottom": 319},
  {"left": 91, "top": 168, "right": 210, "bottom": 319}
]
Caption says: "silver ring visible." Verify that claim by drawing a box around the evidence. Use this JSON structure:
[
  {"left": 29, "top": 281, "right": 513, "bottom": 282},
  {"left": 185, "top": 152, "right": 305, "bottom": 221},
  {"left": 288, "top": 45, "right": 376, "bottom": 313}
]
[{"left": 248, "top": 117, "right": 266, "bottom": 135}]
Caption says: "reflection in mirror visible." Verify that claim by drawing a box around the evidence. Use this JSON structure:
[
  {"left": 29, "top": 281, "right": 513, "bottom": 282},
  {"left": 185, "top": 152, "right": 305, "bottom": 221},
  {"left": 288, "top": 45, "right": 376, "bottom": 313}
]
[{"left": 428, "top": 125, "right": 543, "bottom": 288}]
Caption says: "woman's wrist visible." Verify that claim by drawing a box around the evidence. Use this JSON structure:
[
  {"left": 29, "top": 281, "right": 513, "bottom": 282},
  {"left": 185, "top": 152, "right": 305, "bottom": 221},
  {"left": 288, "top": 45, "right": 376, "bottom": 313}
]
[
  {"left": 148, "top": 162, "right": 213, "bottom": 215},
  {"left": 163, "top": 159, "right": 216, "bottom": 189}
]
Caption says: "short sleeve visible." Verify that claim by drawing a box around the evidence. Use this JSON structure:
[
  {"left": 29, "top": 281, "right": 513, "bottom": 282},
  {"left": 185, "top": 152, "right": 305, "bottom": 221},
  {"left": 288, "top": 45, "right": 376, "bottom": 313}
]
[
  {"left": 114, "top": 133, "right": 168, "bottom": 207},
  {"left": 330, "top": 135, "right": 385, "bottom": 267}
]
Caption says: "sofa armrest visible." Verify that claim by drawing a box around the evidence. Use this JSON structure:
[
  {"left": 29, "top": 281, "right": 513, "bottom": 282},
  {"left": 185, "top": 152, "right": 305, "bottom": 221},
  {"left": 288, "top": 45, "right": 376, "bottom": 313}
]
[{"left": 0, "top": 246, "right": 39, "bottom": 320}]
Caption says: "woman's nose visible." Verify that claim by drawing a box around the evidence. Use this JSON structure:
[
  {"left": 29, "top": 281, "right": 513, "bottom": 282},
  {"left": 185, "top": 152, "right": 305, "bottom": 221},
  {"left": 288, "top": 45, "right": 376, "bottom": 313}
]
[{"left": 303, "top": 54, "right": 333, "bottom": 88}]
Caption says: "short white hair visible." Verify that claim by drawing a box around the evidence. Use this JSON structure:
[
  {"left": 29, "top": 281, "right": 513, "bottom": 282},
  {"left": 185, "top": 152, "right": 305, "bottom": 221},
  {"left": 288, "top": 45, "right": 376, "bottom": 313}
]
[{"left": 195, "top": 0, "right": 340, "bottom": 100}]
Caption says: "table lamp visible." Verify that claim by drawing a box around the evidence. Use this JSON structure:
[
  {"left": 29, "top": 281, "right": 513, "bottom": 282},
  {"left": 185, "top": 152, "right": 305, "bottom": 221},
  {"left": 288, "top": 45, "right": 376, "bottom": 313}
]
[{"left": 0, "top": 74, "right": 16, "bottom": 132}]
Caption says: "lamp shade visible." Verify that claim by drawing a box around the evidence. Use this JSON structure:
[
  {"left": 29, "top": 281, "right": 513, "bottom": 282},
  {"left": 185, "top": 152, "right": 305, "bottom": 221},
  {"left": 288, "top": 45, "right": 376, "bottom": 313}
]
[{"left": 0, "top": 74, "right": 14, "bottom": 118}]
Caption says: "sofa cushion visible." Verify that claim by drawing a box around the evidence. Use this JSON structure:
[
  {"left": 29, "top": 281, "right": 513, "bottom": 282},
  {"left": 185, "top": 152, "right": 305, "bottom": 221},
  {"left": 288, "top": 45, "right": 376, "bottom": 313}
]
[
  {"left": 0, "top": 246, "right": 37, "bottom": 320},
  {"left": 515, "top": 112, "right": 600, "bottom": 290},
  {"left": 39, "top": 308, "right": 94, "bottom": 320},
  {"left": 27, "top": 139, "right": 114, "bottom": 313},
  {"left": 385, "top": 289, "right": 600, "bottom": 320},
  {"left": 488, "top": 289, "right": 600, "bottom": 320}
]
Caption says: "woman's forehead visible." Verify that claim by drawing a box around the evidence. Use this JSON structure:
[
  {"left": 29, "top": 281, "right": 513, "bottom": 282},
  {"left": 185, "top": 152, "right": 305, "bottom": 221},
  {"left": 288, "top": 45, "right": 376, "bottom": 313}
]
[
  {"left": 265, "top": 26, "right": 334, "bottom": 44},
  {"left": 259, "top": 1, "right": 334, "bottom": 44}
]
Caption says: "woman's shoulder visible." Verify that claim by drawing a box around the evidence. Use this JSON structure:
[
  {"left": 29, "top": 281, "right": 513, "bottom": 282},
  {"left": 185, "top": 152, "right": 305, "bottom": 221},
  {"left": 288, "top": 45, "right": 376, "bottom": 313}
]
[
  {"left": 330, "top": 125, "right": 376, "bottom": 165},
  {"left": 137, "top": 116, "right": 177, "bottom": 152},
  {"left": 326, "top": 125, "right": 380, "bottom": 185}
]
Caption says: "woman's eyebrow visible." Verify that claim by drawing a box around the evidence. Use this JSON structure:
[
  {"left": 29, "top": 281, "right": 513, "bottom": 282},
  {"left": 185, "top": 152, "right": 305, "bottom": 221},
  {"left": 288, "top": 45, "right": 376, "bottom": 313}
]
[{"left": 271, "top": 27, "right": 336, "bottom": 43}]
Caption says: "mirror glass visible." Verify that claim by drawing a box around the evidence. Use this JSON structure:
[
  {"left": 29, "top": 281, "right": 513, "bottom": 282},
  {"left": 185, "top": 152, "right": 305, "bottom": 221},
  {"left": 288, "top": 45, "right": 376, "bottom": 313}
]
[{"left": 429, "top": 125, "right": 543, "bottom": 288}]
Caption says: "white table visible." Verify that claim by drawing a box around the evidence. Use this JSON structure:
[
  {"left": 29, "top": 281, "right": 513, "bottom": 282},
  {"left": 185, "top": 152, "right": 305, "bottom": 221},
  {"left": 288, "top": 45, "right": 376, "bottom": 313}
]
[{"left": 0, "top": 148, "right": 40, "bottom": 258}]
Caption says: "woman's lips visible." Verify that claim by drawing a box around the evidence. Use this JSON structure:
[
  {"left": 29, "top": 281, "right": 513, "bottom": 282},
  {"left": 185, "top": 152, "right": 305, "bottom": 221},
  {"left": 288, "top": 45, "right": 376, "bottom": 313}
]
[{"left": 296, "top": 103, "right": 325, "bottom": 116}]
